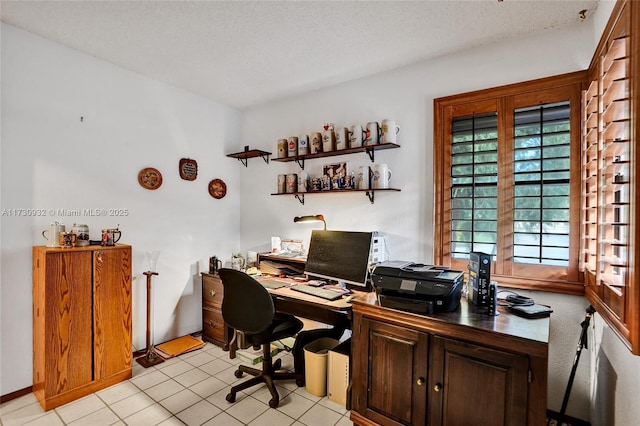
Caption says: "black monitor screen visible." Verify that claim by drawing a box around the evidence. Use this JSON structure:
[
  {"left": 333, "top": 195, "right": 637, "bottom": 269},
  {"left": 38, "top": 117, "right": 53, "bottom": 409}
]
[{"left": 304, "top": 230, "right": 373, "bottom": 288}]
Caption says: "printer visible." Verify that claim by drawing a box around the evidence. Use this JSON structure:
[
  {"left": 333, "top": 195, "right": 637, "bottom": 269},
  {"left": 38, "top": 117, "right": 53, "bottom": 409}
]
[{"left": 371, "top": 261, "right": 465, "bottom": 314}]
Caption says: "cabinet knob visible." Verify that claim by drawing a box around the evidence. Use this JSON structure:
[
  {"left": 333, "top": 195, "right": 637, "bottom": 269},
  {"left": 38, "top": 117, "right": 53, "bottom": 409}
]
[
  {"left": 209, "top": 289, "right": 216, "bottom": 297},
  {"left": 416, "top": 377, "right": 425, "bottom": 386},
  {"left": 208, "top": 321, "right": 217, "bottom": 328},
  {"left": 433, "top": 383, "right": 442, "bottom": 392}
]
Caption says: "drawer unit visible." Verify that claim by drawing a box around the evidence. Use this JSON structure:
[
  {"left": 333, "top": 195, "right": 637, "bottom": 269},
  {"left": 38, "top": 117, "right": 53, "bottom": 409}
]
[{"left": 201, "top": 273, "right": 232, "bottom": 350}]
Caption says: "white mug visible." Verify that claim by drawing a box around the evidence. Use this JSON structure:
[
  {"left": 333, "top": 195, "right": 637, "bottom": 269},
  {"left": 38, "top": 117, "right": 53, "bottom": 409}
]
[
  {"left": 357, "top": 166, "right": 370, "bottom": 190},
  {"left": 311, "top": 132, "right": 323, "bottom": 153},
  {"left": 285, "top": 173, "right": 298, "bottom": 193},
  {"left": 277, "top": 139, "right": 288, "bottom": 158},
  {"left": 277, "top": 174, "right": 286, "bottom": 193},
  {"left": 349, "top": 124, "right": 364, "bottom": 148},
  {"left": 287, "top": 136, "right": 298, "bottom": 157},
  {"left": 297, "top": 171, "right": 309, "bottom": 192},
  {"left": 373, "top": 163, "right": 392, "bottom": 189},
  {"left": 42, "top": 222, "right": 65, "bottom": 247},
  {"left": 335, "top": 127, "right": 349, "bottom": 150},
  {"left": 298, "top": 134, "right": 310, "bottom": 155},
  {"left": 364, "top": 122, "right": 380, "bottom": 146},
  {"left": 381, "top": 119, "right": 400, "bottom": 144},
  {"left": 322, "top": 129, "right": 336, "bottom": 152}
]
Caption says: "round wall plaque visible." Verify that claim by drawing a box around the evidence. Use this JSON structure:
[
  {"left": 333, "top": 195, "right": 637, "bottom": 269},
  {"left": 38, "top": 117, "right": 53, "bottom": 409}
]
[
  {"left": 179, "top": 158, "right": 198, "bottom": 181},
  {"left": 138, "top": 167, "right": 163, "bottom": 190},
  {"left": 208, "top": 178, "right": 227, "bottom": 199}
]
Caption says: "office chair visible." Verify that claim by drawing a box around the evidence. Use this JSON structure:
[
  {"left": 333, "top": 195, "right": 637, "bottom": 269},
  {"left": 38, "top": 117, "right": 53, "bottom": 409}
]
[{"left": 218, "top": 268, "right": 304, "bottom": 408}]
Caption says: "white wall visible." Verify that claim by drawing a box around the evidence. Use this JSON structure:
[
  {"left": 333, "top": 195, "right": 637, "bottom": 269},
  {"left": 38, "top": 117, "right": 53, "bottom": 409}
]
[
  {"left": 0, "top": 24, "right": 242, "bottom": 395},
  {"left": 238, "top": 19, "right": 602, "bottom": 422}
]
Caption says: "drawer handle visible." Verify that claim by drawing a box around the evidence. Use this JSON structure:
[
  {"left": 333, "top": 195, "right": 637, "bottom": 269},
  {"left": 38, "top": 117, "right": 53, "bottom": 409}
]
[
  {"left": 209, "top": 289, "right": 217, "bottom": 297},
  {"left": 416, "top": 377, "right": 425, "bottom": 386},
  {"left": 433, "top": 383, "right": 442, "bottom": 392},
  {"left": 207, "top": 321, "right": 217, "bottom": 328}
]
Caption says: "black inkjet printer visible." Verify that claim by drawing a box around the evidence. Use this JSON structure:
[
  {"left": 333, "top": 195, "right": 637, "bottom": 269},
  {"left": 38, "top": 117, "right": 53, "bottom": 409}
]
[{"left": 371, "top": 261, "right": 465, "bottom": 314}]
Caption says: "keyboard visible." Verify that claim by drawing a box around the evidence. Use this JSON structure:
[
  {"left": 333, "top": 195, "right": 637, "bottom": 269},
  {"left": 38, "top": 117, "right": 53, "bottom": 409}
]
[
  {"left": 291, "top": 284, "right": 343, "bottom": 301},
  {"left": 260, "top": 279, "right": 287, "bottom": 290}
]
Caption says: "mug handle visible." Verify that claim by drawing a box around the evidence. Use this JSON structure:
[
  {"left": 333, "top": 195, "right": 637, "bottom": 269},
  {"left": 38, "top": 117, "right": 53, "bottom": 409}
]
[
  {"left": 113, "top": 231, "right": 121, "bottom": 243},
  {"left": 388, "top": 170, "right": 392, "bottom": 181},
  {"left": 395, "top": 125, "right": 401, "bottom": 135},
  {"left": 42, "top": 230, "right": 48, "bottom": 240}
]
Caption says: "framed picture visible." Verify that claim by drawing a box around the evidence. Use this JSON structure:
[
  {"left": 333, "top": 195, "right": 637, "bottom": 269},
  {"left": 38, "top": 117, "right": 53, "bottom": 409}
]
[{"left": 322, "top": 162, "right": 348, "bottom": 178}]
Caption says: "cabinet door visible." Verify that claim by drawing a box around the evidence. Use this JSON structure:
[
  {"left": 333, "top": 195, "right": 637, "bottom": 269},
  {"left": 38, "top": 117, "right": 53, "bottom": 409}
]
[
  {"left": 353, "top": 317, "right": 428, "bottom": 425},
  {"left": 93, "top": 247, "right": 132, "bottom": 379},
  {"left": 429, "top": 336, "right": 529, "bottom": 426},
  {"left": 43, "top": 251, "right": 93, "bottom": 396}
]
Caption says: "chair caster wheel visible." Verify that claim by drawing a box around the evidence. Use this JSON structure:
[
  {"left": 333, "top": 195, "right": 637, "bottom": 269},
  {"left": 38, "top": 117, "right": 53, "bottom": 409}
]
[
  {"left": 234, "top": 369, "right": 244, "bottom": 378},
  {"left": 296, "top": 378, "right": 305, "bottom": 387},
  {"left": 269, "top": 397, "right": 279, "bottom": 408},
  {"left": 226, "top": 392, "right": 236, "bottom": 403},
  {"left": 273, "top": 359, "right": 282, "bottom": 370}
]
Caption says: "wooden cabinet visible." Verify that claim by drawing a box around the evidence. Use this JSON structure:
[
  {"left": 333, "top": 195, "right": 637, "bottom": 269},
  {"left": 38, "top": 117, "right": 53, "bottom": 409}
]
[
  {"left": 350, "top": 296, "right": 548, "bottom": 426},
  {"left": 201, "top": 273, "right": 232, "bottom": 349},
  {"left": 32, "top": 245, "right": 132, "bottom": 411},
  {"left": 582, "top": 0, "right": 640, "bottom": 354}
]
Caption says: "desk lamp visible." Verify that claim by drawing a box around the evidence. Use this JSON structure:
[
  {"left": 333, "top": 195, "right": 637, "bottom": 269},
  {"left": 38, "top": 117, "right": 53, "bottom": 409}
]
[
  {"left": 293, "top": 214, "right": 326, "bottom": 230},
  {"left": 137, "top": 250, "right": 165, "bottom": 368}
]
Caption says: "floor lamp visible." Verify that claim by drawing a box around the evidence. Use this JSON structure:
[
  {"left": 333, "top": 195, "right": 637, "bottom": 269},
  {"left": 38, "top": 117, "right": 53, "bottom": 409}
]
[{"left": 137, "top": 250, "right": 165, "bottom": 368}]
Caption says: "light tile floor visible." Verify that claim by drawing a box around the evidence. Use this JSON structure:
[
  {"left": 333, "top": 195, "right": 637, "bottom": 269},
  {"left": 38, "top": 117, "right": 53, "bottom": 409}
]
[{"left": 0, "top": 343, "right": 352, "bottom": 426}]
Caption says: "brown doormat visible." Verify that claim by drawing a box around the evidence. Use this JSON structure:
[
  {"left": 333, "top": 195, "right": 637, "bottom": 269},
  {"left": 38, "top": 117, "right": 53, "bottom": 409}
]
[{"left": 156, "top": 335, "right": 205, "bottom": 358}]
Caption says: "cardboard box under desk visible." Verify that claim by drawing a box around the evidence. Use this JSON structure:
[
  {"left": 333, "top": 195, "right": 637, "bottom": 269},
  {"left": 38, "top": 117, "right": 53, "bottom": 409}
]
[{"left": 327, "top": 339, "right": 351, "bottom": 408}]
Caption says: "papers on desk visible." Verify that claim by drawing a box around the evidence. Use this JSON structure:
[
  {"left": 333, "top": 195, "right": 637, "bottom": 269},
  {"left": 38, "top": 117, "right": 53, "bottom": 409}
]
[{"left": 259, "top": 260, "right": 304, "bottom": 276}]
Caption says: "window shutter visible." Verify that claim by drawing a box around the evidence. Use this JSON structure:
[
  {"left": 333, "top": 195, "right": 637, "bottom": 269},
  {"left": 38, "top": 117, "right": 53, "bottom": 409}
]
[
  {"left": 450, "top": 113, "right": 498, "bottom": 259},
  {"left": 513, "top": 101, "right": 571, "bottom": 266}
]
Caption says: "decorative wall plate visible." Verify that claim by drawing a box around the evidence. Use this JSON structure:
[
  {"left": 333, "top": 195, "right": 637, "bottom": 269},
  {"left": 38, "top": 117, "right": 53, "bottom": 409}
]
[
  {"left": 208, "top": 178, "right": 227, "bottom": 199},
  {"left": 179, "top": 158, "right": 198, "bottom": 181},
  {"left": 138, "top": 167, "right": 163, "bottom": 190}
]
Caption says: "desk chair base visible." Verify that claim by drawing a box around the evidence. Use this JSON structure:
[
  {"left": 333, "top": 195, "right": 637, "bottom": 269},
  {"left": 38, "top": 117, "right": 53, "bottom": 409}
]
[{"left": 226, "top": 344, "right": 302, "bottom": 408}]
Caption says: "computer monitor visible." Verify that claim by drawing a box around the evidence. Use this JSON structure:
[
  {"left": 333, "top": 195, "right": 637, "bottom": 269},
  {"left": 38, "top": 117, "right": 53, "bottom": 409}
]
[{"left": 304, "top": 230, "right": 373, "bottom": 289}]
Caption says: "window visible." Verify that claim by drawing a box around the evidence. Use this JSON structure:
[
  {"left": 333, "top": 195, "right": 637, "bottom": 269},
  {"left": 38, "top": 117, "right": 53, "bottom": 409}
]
[{"left": 434, "top": 72, "right": 585, "bottom": 293}]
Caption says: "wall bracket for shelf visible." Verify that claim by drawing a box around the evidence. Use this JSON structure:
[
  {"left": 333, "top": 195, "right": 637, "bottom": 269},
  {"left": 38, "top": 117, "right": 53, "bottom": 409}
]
[
  {"left": 366, "top": 191, "right": 374, "bottom": 204},
  {"left": 295, "top": 194, "right": 305, "bottom": 205},
  {"left": 365, "top": 148, "right": 376, "bottom": 162},
  {"left": 295, "top": 158, "right": 305, "bottom": 169},
  {"left": 226, "top": 146, "right": 272, "bottom": 167}
]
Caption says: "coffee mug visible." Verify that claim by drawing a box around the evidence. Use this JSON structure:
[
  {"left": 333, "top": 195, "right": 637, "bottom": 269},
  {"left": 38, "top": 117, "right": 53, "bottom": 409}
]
[
  {"left": 357, "top": 166, "right": 370, "bottom": 190},
  {"left": 287, "top": 136, "right": 298, "bottom": 157},
  {"left": 298, "top": 134, "right": 310, "bottom": 155},
  {"left": 364, "top": 122, "right": 380, "bottom": 146},
  {"left": 381, "top": 119, "right": 401, "bottom": 144},
  {"left": 322, "top": 129, "right": 335, "bottom": 152},
  {"left": 335, "top": 127, "right": 349, "bottom": 150},
  {"left": 349, "top": 124, "right": 364, "bottom": 148},
  {"left": 311, "top": 132, "right": 323, "bottom": 153},
  {"left": 373, "top": 163, "right": 392, "bottom": 189},
  {"left": 285, "top": 173, "right": 298, "bottom": 193},
  {"left": 209, "top": 256, "right": 222, "bottom": 274},
  {"left": 277, "top": 138, "right": 288, "bottom": 158}
]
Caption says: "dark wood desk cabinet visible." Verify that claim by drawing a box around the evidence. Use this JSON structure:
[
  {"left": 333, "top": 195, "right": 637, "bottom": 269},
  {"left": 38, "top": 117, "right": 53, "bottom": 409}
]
[
  {"left": 32, "top": 245, "right": 132, "bottom": 411},
  {"left": 201, "top": 273, "right": 232, "bottom": 349},
  {"left": 350, "top": 296, "right": 549, "bottom": 426}
]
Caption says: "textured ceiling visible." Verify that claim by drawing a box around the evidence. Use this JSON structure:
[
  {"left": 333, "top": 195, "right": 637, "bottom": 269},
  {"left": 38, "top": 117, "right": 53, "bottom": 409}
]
[{"left": 1, "top": 0, "right": 599, "bottom": 110}]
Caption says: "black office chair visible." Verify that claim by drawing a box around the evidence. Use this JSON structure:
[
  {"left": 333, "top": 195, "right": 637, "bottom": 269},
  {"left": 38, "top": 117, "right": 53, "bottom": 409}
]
[{"left": 218, "top": 268, "right": 304, "bottom": 408}]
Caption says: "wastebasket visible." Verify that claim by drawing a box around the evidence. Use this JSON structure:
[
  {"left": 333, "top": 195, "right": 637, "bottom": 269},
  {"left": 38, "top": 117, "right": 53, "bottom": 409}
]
[{"left": 304, "top": 337, "right": 339, "bottom": 397}]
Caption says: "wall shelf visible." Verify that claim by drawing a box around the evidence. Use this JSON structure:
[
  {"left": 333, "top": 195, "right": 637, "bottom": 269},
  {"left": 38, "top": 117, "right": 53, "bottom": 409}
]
[
  {"left": 227, "top": 146, "right": 272, "bottom": 167},
  {"left": 271, "top": 142, "right": 400, "bottom": 170},
  {"left": 271, "top": 188, "right": 401, "bottom": 205}
]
